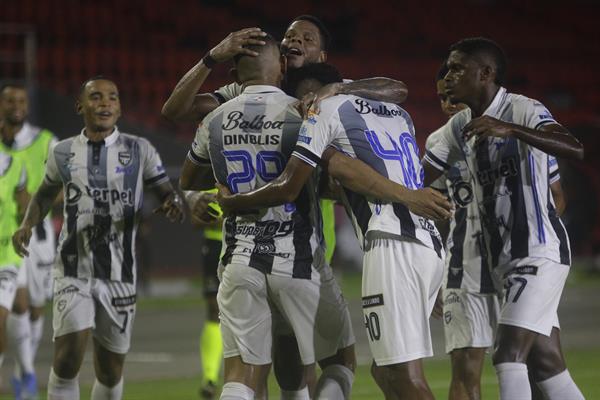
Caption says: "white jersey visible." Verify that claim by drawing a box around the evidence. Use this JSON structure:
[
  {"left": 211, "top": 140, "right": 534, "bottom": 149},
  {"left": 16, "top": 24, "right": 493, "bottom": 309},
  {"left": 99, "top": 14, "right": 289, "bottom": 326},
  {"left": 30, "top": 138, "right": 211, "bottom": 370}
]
[
  {"left": 44, "top": 128, "right": 169, "bottom": 283},
  {"left": 190, "top": 85, "right": 325, "bottom": 280},
  {"left": 424, "top": 87, "right": 570, "bottom": 270},
  {"left": 293, "top": 94, "right": 443, "bottom": 255}
]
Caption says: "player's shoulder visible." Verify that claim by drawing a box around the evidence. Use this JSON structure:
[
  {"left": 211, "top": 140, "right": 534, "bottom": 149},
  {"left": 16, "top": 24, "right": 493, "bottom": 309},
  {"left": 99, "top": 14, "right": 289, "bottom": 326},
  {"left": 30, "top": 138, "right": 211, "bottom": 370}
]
[
  {"left": 448, "top": 108, "right": 471, "bottom": 131},
  {"left": 506, "top": 91, "right": 545, "bottom": 110},
  {"left": 425, "top": 127, "right": 445, "bottom": 149},
  {"left": 118, "top": 132, "right": 157, "bottom": 152}
]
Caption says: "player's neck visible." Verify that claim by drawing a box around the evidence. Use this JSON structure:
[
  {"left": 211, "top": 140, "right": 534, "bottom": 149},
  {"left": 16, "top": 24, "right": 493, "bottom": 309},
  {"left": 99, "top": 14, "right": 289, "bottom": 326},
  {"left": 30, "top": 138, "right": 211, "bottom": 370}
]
[
  {"left": 0, "top": 121, "right": 23, "bottom": 146},
  {"left": 470, "top": 86, "right": 500, "bottom": 118},
  {"left": 243, "top": 75, "right": 281, "bottom": 89},
  {"left": 84, "top": 126, "right": 114, "bottom": 142}
]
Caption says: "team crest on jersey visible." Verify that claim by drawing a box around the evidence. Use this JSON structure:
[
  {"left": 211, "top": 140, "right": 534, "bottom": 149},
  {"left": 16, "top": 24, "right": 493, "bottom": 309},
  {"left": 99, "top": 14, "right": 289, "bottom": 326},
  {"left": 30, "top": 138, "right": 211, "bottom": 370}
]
[
  {"left": 118, "top": 151, "right": 132, "bottom": 166},
  {"left": 444, "top": 311, "right": 452, "bottom": 324}
]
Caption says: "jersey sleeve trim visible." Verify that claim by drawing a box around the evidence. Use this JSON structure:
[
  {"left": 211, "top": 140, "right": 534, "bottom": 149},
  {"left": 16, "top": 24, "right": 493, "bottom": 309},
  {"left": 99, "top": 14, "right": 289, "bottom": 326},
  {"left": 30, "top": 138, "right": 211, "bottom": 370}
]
[
  {"left": 291, "top": 145, "right": 320, "bottom": 168},
  {"left": 549, "top": 170, "right": 561, "bottom": 184},
  {"left": 211, "top": 92, "right": 227, "bottom": 105},
  {"left": 424, "top": 150, "right": 451, "bottom": 171},
  {"left": 144, "top": 172, "right": 169, "bottom": 187},
  {"left": 534, "top": 120, "right": 558, "bottom": 131},
  {"left": 187, "top": 150, "right": 211, "bottom": 166}
]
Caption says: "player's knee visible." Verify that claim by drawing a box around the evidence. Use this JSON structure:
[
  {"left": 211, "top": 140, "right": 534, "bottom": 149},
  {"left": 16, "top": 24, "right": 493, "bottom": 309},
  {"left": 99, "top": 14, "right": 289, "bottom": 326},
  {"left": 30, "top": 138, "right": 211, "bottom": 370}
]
[
  {"left": 527, "top": 350, "right": 565, "bottom": 381},
  {"left": 95, "top": 361, "right": 124, "bottom": 387},
  {"left": 493, "top": 344, "right": 529, "bottom": 365},
  {"left": 452, "top": 349, "right": 484, "bottom": 385},
  {"left": 319, "top": 345, "right": 356, "bottom": 373}
]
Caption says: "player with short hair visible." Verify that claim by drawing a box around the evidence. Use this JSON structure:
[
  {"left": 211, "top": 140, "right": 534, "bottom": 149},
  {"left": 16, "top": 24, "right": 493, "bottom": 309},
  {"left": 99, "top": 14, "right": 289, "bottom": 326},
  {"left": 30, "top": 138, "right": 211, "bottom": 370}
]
[
  {"left": 423, "top": 37, "right": 584, "bottom": 400},
  {"left": 0, "top": 148, "right": 30, "bottom": 393},
  {"left": 12, "top": 77, "right": 184, "bottom": 400},
  {"left": 218, "top": 61, "right": 453, "bottom": 400},
  {"left": 0, "top": 82, "right": 58, "bottom": 398}
]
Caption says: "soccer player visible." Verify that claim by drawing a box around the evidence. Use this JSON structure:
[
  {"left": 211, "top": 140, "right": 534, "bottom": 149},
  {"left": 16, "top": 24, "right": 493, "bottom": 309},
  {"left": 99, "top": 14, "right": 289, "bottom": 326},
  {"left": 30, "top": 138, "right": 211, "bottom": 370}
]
[
  {"left": 182, "top": 34, "right": 359, "bottom": 400},
  {"left": 12, "top": 77, "right": 184, "bottom": 400},
  {"left": 0, "top": 82, "right": 58, "bottom": 398},
  {"left": 217, "top": 62, "right": 453, "bottom": 400},
  {"left": 0, "top": 148, "right": 30, "bottom": 392},
  {"left": 423, "top": 37, "right": 584, "bottom": 400}
]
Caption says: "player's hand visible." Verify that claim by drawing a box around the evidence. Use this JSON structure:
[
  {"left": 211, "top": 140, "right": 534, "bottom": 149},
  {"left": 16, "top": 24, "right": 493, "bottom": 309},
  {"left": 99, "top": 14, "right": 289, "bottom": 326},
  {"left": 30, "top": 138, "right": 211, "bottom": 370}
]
[
  {"left": 463, "top": 115, "right": 513, "bottom": 145},
  {"left": 403, "top": 188, "right": 453, "bottom": 221},
  {"left": 210, "top": 28, "right": 267, "bottom": 63},
  {"left": 299, "top": 82, "right": 343, "bottom": 116},
  {"left": 431, "top": 288, "right": 444, "bottom": 319},
  {"left": 153, "top": 192, "right": 185, "bottom": 223},
  {"left": 12, "top": 225, "right": 32, "bottom": 257},
  {"left": 186, "top": 191, "right": 221, "bottom": 227},
  {"left": 215, "top": 183, "right": 235, "bottom": 215}
]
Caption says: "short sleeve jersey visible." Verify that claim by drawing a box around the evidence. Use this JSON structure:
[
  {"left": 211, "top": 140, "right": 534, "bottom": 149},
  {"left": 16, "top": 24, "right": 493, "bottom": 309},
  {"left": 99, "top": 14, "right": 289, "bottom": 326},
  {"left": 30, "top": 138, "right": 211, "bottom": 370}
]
[
  {"left": 424, "top": 87, "right": 570, "bottom": 269},
  {"left": 45, "top": 128, "right": 169, "bottom": 283},
  {"left": 292, "top": 95, "right": 443, "bottom": 256},
  {"left": 189, "top": 85, "right": 325, "bottom": 280}
]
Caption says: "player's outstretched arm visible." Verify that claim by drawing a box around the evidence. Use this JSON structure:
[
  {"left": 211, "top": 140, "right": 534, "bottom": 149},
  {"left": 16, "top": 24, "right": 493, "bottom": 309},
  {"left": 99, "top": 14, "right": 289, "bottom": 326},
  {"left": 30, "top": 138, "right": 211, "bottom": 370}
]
[
  {"left": 217, "top": 157, "right": 314, "bottom": 213},
  {"left": 324, "top": 149, "right": 452, "bottom": 220},
  {"left": 301, "top": 78, "right": 408, "bottom": 115},
  {"left": 152, "top": 181, "right": 185, "bottom": 223},
  {"left": 161, "top": 28, "right": 267, "bottom": 122},
  {"left": 13, "top": 181, "right": 61, "bottom": 257},
  {"left": 463, "top": 116, "right": 584, "bottom": 160}
]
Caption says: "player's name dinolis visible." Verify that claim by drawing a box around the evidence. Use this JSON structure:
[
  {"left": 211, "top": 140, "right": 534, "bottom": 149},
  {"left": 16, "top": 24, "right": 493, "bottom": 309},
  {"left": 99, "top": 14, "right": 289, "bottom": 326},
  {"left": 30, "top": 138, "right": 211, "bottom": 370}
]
[
  {"left": 222, "top": 111, "right": 285, "bottom": 131},
  {"left": 224, "top": 134, "right": 280, "bottom": 145}
]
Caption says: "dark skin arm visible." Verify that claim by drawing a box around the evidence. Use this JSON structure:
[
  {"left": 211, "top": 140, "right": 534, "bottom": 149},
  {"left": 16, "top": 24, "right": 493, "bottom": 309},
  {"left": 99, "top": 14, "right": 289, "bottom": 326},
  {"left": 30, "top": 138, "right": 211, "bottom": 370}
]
[
  {"left": 300, "top": 78, "right": 408, "bottom": 116},
  {"left": 464, "top": 117, "right": 584, "bottom": 161},
  {"left": 161, "top": 28, "right": 266, "bottom": 122},
  {"left": 13, "top": 181, "right": 62, "bottom": 257},
  {"left": 151, "top": 180, "right": 185, "bottom": 223},
  {"left": 14, "top": 186, "right": 31, "bottom": 221},
  {"left": 179, "top": 157, "right": 216, "bottom": 191}
]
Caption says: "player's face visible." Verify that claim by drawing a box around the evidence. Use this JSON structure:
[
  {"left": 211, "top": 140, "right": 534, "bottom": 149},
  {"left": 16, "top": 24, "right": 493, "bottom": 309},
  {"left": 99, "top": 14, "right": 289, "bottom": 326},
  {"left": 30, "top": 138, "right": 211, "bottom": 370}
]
[
  {"left": 444, "top": 50, "right": 483, "bottom": 105},
  {"left": 0, "top": 87, "right": 28, "bottom": 126},
  {"left": 436, "top": 79, "right": 466, "bottom": 118},
  {"left": 78, "top": 80, "right": 121, "bottom": 133},
  {"left": 281, "top": 20, "right": 326, "bottom": 69}
]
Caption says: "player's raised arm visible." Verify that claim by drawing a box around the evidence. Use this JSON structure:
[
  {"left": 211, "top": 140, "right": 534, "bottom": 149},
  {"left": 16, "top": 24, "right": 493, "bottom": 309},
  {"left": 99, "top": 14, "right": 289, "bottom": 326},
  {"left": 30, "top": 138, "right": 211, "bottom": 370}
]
[
  {"left": 13, "top": 180, "right": 61, "bottom": 257},
  {"left": 323, "top": 149, "right": 452, "bottom": 221},
  {"left": 161, "top": 28, "right": 267, "bottom": 122},
  {"left": 217, "top": 156, "right": 315, "bottom": 212}
]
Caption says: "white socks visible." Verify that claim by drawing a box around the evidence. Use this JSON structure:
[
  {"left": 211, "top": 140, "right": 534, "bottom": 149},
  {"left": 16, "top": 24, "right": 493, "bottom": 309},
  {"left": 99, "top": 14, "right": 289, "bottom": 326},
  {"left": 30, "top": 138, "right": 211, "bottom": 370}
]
[
  {"left": 220, "top": 382, "right": 255, "bottom": 400},
  {"left": 495, "top": 362, "right": 531, "bottom": 400},
  {"left": 91, "top": 377, "right": 124, "bottom": 400},
  {"left": 48, "top": 368, "right": 79, "bottom": 400},
  {"left": 537, "top": 370, "right": 585, "bottom": 400},
  {"left": 281, "top": 386, "right": 309, "bottom": 400},
  {"left": 314, "top": 365, "right": 354, "bottom": 400},
  {"left": 7, "top": 312, "right": 34, "bottom": 374}
]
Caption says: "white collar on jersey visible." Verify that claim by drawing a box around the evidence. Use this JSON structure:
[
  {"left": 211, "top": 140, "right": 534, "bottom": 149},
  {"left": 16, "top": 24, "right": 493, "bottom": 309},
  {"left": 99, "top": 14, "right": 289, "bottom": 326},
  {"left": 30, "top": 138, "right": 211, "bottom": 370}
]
[
  {"left": 242, "top": 85, "right": 284, "bottom": 95},
  {"left": 482, "top": 86, "right": 508, "bottom": 117},
  {"left": 11, "top": 122, "right": 40, "bottom": 150},
  {"left": 79, "top": 126, "right": 120, "bottom": 146}
]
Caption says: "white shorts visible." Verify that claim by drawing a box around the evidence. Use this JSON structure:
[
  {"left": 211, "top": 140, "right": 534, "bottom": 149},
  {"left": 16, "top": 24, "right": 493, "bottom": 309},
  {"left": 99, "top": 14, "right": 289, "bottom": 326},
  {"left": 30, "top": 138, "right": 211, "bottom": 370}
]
[
  {"left": 362, "top": 237, "right": 444, "bottom": 366},
  {"left": 442, "top": 288, "right": 500, "bottom": 353},
  {"left": 22, "top": 223, "right": 56, "bottom": 307},
  {"left": 217, "top": 263, "right": 354, "bottom": 365},
  {"left": 494, "top": 258, "right": 566, "bottom": 336},
  {"left": 52, "top": 277, "right": 136, "bottom": 354},
  {"left": 0, "top": 265, "right": 26, "bottom": 310}
]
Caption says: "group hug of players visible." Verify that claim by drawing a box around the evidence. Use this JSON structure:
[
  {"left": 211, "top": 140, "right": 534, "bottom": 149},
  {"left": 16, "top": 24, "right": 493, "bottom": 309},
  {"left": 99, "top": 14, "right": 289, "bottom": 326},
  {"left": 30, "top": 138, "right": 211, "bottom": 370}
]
[{"left": 0, "top": 13, "right": 585, "bottom": 400}]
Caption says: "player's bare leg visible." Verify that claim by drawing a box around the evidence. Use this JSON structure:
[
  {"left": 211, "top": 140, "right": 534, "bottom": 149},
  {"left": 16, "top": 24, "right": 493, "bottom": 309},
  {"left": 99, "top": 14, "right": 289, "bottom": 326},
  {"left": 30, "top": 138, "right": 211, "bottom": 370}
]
[
  {"left": 91, "top": 338, "right": 126, "bottom": 399},
  {"left": 373, "top": 359, "right": 434, "bottom": 400},
  {"left": 370, "top": 360, "right": 398, "bottom": 400},
  {"left": 221, "top": 356, "right": 271, "bottom": 400},
  {"left": 273, "top": 334, "right": 313, "bottom": 399},
  {"left": 48, "top": 329, "right": 90, "bottom": 399},
  {"left": 449, "top": 347, "right": 486, "bottom": 400}
]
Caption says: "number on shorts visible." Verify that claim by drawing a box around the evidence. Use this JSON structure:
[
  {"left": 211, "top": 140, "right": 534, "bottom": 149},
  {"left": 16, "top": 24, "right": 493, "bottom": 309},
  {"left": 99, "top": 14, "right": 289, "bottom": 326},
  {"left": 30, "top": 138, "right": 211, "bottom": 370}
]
[
  {"left": 118, "top": 310, "right": 130, "bottom": 334},
  {"left": 364, "top": 312, "right": 381, "bottom": 341},
  {"left": 505, "top": 276, "right": 528, "bottom": 303}
]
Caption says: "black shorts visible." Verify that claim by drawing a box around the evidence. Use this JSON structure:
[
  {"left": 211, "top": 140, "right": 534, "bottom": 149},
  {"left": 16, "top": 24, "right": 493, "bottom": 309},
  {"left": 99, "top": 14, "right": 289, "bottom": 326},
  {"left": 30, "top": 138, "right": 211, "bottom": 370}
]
[{"left": 202, "top": 239, "right": 222, "bottom": 297}]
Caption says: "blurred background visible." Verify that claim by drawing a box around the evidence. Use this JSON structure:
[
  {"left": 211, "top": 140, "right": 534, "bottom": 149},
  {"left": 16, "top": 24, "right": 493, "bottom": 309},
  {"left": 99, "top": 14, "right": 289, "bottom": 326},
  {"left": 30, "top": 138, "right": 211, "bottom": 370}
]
[
  {"left": 2, "top": 1, "right": 600, "bottom": 398},
  {"left": 2, "top": 0, "right": 600, "bottom": 276}
]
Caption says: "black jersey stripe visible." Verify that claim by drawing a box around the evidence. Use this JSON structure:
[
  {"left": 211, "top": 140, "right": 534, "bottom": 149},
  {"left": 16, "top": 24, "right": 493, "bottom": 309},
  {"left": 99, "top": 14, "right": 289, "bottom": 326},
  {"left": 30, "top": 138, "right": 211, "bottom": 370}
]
[
  {"left": 447, "top": 207, "right": 466, "bottom": 289},
  {"left": 292, "top": 186, "right": 314, "bottom": 279},
  {"left": 504, "top": 139, "right": 529, "bottom": 261},
  {"left": 547, "top": 190, "right": 571, "bottom": 265},
  {"left": 54, "top": 140, "right": 78, "bottom": 277},
  {"left": 87, "top": 140, "right": 112, "bottom": 280},
  {"left": 121, "top": 137, "right": 140, "bottom": 284}
]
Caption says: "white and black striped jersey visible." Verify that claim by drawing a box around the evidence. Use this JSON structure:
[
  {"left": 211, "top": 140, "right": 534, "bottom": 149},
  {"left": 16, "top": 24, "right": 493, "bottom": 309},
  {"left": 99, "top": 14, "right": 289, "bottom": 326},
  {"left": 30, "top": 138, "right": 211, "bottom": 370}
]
[
  {"left": 426, "top": 128, "right": 561, "bottom": 293},
  {"left": 189, "top": 85, "right": 325, "bottom": 280},
  {"left": 44, "top": 128, "right": 169, "bottom": 283},
  {"left": 424, "top": 87, "right": 570, "bottom": 270},
  {"left": 292, "top": 95, "right": 443, "bottom": 255}
]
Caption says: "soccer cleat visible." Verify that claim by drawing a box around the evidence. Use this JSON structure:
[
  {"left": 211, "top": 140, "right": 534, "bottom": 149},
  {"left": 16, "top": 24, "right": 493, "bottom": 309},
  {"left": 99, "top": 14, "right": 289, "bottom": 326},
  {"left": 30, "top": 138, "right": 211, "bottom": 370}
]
[
  {"left": 10, "top": 375, "right": 23, "bottom": 400},
  {"left": 21, "top": 372, "right": 38, "bottom": 400},
  {"left": 199, "top": 380, "right": 217, "bottom": 399}
]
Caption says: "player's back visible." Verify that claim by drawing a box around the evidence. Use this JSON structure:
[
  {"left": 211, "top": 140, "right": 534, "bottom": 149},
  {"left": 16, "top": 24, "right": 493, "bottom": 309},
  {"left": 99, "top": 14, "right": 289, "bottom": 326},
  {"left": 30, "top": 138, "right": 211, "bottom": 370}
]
[
  {"left": 202, "top": 85, "right": 324, "bottom": 279},
  {"left": 313, "top": 94, "right": 443, "bottom": 255}
]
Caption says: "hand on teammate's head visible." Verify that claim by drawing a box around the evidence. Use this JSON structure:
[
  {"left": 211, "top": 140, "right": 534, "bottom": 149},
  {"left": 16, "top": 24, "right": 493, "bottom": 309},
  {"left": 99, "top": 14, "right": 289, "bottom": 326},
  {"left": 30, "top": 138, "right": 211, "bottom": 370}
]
[{"left": 210, "top": 28, "right": 267, "bottom": 64}]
